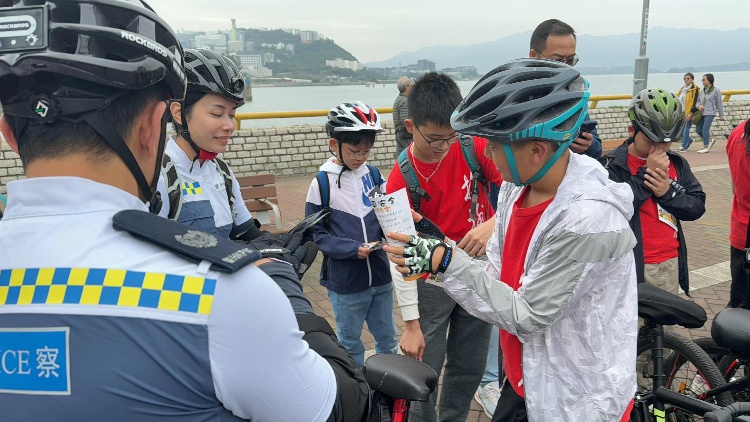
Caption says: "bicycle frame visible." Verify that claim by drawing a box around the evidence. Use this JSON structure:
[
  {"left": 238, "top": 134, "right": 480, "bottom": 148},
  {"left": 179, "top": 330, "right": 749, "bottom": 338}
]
[
  {"left": 635, "top": 322, "right": 725, "bottom": 421},
  {"left": 392, "top": 398, "right": 409, "bottom": 422}
]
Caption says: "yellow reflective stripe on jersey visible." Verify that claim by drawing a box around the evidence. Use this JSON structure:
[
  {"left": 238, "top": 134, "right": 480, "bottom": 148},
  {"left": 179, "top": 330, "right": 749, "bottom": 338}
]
[
  {"left": 0, "top": 268, "right": 216, "bottom": 315},
  {"left": 181, "top": 181, "right": 203, "bottom": 195}
]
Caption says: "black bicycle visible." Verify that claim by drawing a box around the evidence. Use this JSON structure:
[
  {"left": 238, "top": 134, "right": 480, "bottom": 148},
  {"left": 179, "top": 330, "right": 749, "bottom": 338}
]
[
  {"left": 686, "top": 308, "right": 750, "bottom": 405},
  {"left": 633, "top": 283, "right": 734, "bottom": 421}
]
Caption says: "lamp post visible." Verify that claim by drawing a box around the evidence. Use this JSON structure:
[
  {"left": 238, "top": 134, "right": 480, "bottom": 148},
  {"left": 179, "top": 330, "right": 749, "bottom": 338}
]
[{"left": 633, "top": 0, "right": 650, "bottom": 95}]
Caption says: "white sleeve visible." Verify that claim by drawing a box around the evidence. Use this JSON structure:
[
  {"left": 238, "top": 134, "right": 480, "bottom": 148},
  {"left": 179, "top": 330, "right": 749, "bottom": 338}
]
[
  {"left": 230, "top": 174, "right": 253, "bottom": 226},
  {"left": 208, "top": 265, "right": 336, "bottom": 421},
  {"left": 390, "top": 260, "right": 419, "bottom": 320},
  {"left": 155, "top": 173, "right": 169, "bottom": 219}
]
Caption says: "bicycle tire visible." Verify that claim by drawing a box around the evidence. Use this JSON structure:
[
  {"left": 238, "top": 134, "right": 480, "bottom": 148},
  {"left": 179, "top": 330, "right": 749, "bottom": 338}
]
[
  {"left": 692, "top": 337, "right": 732, "bottom": 375},
  {"left": 693, "top": 337, "right": 750, "bottom": 402},
  {"left": 636, "top": 331, "right": 734, "bottom": 421}
]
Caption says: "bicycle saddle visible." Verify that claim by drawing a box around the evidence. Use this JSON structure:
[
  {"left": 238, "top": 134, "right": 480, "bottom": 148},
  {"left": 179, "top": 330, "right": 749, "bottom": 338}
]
[
  {"left": 363, "top": 354, "right": 438, "bottom": 402},
  {"left": 638, "top": 283, "right": 707, "bottom": 329},
  {"left": 712, "top": 308, "right": 750, "bottom": 352}
]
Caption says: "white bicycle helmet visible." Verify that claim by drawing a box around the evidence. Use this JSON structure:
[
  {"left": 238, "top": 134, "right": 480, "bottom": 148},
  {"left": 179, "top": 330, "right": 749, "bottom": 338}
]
[{"left": 325, "top": 101, "right": 383, "bottom": 137}]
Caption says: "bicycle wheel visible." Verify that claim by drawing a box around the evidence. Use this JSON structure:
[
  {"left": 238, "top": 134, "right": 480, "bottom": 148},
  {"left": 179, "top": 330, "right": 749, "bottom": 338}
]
[
  {"left": 635, "top": 331, "right": 733, "bottom": 421},
  {"left": 693, "top": 337, "right": 750, "bottom": 402}
]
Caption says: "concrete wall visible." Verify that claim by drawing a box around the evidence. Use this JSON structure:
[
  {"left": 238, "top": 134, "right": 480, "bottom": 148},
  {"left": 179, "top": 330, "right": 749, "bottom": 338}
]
[{"left": 1, "top": 101, "right": 750, "bottom": 192}]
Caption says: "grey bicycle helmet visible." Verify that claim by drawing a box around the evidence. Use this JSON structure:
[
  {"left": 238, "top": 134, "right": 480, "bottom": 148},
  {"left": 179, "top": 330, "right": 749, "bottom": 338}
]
[
  {"left": 628, "top": 88, "right": 685, "bottom": 142},
  {"left": 451, "top": 58, "right": 589, "bottom": 144},
  {"left": 451, "top": 59, "right": 590, "bottom": 187},
  {"left": 0, "top": 0, "right": 186, "bottom": 211}
]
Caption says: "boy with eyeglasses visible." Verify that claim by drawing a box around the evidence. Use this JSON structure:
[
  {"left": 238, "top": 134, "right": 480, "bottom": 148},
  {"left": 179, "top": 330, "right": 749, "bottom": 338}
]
[
  {"left": 386, "top": 72, "right": 503, "bottom": 422},
  {"left": 304, "top": 101, "right": 398, "bottom": 367}
]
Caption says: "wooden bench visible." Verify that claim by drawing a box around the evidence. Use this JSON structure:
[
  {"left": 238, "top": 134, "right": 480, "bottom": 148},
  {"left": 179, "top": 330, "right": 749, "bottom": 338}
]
[{"left": 237, "top": 174, "right": 283, "bottom": 230}]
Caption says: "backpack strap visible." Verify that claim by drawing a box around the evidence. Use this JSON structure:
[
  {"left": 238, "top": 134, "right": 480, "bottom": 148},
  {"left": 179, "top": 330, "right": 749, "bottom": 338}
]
[
  {"left": 458, "top": 135, "right": 488, "bottom": 222},
  {"left": 315, "top": 170, "right": 333, "bottom": 280},
  {"left": 397, "top": 148, "right": 431, "bottom": 213},
  {"left": 214, "top": 157, "right": 236, "bottom": 220},
  {"left": 161, "top": 154, "right": 182, "bottom": 221},
  {"left": 366, "top": 164, "right": 384, "bottom": 189},
  {"left": 316, "top": 170, "right": 331, "bottom": 212}
]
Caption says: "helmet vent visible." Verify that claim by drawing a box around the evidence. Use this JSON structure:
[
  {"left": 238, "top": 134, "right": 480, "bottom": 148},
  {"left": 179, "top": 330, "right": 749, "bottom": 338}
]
[
  {"left": 462, "top": 80, "right": 498, "bottom": 113},
  {"left": 488, "top": 114, "right": 522, "bottom": 132},
  {"left": 514, "top": 87, "right": 553, "bottom": 104},
  {"left": 506, "top": 72, "right": 555, "bottom": 85},
  {"left": 552, "top": 108, "right": 583, "bottom": 132},
  {"left": 464, "top": 95, "right": 506, "bottom": 122},
  {"left": 567, "top": 76, "right": 587, "bottom": 92},
  {"left": 532, "top": 100, "right": 579, "bottom": 126}
]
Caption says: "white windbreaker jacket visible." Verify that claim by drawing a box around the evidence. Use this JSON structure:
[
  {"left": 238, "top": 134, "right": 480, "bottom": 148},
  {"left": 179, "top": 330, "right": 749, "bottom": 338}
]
[{"left": 442, "top": 152, "right": 638, "bottom": 421}]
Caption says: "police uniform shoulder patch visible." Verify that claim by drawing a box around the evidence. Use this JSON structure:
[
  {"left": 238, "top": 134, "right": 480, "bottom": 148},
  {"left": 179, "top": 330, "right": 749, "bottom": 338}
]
[{"left": 112, "top": 210, "right": 261, "bottom": 273}]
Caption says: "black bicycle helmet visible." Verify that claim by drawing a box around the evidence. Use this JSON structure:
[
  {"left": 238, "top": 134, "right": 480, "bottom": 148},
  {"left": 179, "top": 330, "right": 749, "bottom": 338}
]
[
  {"left": 451, "top": 58, "right": 589, "bottom": 144},
  {"left": 628, "top": 88, "right": 685, "bottom": 142},
  {"left": 185, "top": 48, "right": 245, "bottom": 105},
  {"left": 0, "top": 0, "right": 186, "bottom": 211},
  {"left": 178, "top": 48, "right": 245, "bottom": 160}
]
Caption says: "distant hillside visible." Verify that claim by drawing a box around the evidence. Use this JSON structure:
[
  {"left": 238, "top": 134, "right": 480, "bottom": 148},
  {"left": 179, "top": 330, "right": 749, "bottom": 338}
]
[
  {"left": 365, "top": 27, "right": 750, "bottom": 74},
  {"left": 242, "top": 28, "right": 357, "bottom": 75}
]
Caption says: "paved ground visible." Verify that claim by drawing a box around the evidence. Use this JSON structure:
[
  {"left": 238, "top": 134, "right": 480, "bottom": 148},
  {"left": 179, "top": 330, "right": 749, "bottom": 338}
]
[{"left": 265, "top": 140, "right": 734, "bottom": 422}]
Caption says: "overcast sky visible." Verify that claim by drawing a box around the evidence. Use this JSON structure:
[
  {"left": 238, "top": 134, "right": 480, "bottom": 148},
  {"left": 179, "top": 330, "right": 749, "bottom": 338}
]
[{"left": 154, "top": 0, "right": 747, "bottom": 63}]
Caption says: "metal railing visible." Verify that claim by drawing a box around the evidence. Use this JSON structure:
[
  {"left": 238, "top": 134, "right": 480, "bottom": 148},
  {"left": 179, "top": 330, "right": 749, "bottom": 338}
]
[{"left": 234, "top": 90, "right": 750, "bottom": 129}]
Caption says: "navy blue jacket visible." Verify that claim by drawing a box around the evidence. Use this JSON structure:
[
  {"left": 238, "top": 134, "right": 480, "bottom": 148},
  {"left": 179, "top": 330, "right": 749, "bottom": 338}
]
[{"left": 305, "top": 158, "right": 391, "bottom": 294}]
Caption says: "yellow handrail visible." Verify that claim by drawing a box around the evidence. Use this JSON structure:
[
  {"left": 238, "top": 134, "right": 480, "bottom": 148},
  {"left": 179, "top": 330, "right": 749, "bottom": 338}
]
[
  {"left": 587, "top": 94, "right": 632, "bottom": 109},
  {"left": 235, "top": 90, "right": 750, "bottom": 129}
]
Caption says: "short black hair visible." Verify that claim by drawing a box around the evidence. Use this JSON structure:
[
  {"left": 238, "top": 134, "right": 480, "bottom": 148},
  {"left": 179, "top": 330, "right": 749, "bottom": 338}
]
[
  {"left": 171, "top": 90, "right": 207, "bottom": 134},
  {"left": 684, "top": 72, "right": 695, "bottom": 80},
  {"left": 6, "top": 83, "right": 167, "bottom": 168},
  {"left": 407, "top": 72, "right": 462, "bottom": 128},
  {"left": 703, "top": 73, "right": 715, "bottom": 85},
  {"left": 530, "top": 19, "right": 576, "bottom": 52},
  {"left": 332, "top": 130, "right": 377, "bottom": 149}
]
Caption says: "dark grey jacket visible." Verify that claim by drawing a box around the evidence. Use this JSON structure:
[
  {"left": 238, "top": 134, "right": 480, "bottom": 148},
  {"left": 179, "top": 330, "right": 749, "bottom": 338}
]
[
  {"left": 600, "top": 140, "right": 706, "bottom": 295},
  {"left": 392, "top": 93, "right": 409, "bottom": 135}
]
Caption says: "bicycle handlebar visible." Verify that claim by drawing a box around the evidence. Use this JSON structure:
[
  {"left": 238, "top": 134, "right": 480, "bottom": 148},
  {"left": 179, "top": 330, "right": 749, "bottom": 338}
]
[{"left": 704, "top": 402, "right": 750, "bottom": 422}]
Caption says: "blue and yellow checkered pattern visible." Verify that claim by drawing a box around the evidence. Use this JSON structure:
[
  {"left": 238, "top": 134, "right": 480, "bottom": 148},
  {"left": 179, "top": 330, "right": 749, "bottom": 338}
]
[
  {"left": 181, "top": 181, "right": 203, "bottom": 196},
  {"left": 0, "top": 268, "right": 216, "bottom": 315}
]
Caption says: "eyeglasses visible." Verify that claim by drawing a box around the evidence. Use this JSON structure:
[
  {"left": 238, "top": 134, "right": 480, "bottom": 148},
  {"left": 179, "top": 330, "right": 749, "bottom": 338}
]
[
  {"left": 343, "top": 148, "right": 370, "bottom": 159},
  {"left": 414, "top": 125, "right": 459, "bottom": 149},
  {"left": 535, "top": 51, "right": 579, "bottom": 67}
]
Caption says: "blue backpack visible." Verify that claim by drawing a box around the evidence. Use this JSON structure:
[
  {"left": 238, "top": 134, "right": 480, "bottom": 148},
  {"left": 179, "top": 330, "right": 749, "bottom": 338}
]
[
  {"left": 315, "top": 165, "right": 384, "bottom": 225},
  {"left": 312, "top": 165, "right": 383, "bottom": 281}
]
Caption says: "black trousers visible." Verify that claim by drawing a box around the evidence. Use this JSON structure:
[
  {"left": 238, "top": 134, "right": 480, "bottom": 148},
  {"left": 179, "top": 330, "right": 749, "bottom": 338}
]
[
  {"left": 729, "top": 246, "right": 750, "bottom": 309},
  {"left": 492, "top": 379, "right": 528, "bottom": 422}
]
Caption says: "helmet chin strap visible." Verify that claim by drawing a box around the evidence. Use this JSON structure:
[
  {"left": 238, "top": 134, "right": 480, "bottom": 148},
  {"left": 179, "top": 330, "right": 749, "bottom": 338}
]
[
  {"left": 335, "top": 141, "right": 350, "bottom": 188},
  {"left": 83, "top": 108, "right": 164, "bottom": 211},
  {"left": 502, "top": 139, "right": 573, "bottom": 187},
  {"left": 179, "top": 103, "right": 218, "bottom": 163},
  {"left": 148, "top": 108, "right": 172, "bottom": 214}
]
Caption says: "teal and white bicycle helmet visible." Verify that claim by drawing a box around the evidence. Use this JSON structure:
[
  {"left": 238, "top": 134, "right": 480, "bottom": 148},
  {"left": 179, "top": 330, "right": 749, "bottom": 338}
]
[{"left": 451, "top": 58, "right": 590, "bottom": 186}]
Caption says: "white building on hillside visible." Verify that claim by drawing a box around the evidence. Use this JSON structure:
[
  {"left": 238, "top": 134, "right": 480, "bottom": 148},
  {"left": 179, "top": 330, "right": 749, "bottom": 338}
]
[{"left": 325, "top": 58, "right": 363, "bottom": 71}]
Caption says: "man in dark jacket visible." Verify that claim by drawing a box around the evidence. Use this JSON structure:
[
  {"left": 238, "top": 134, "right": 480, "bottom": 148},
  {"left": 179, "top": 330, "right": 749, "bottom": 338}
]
[
  {"left": 529, "top": 19, "right": 602, "bottom": 159},
  {"left": 393, "top": 76, "right": 413, "bottom": 158},
  {"left": 600, "top": 88, "right": 706, "bottom": 296}
]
